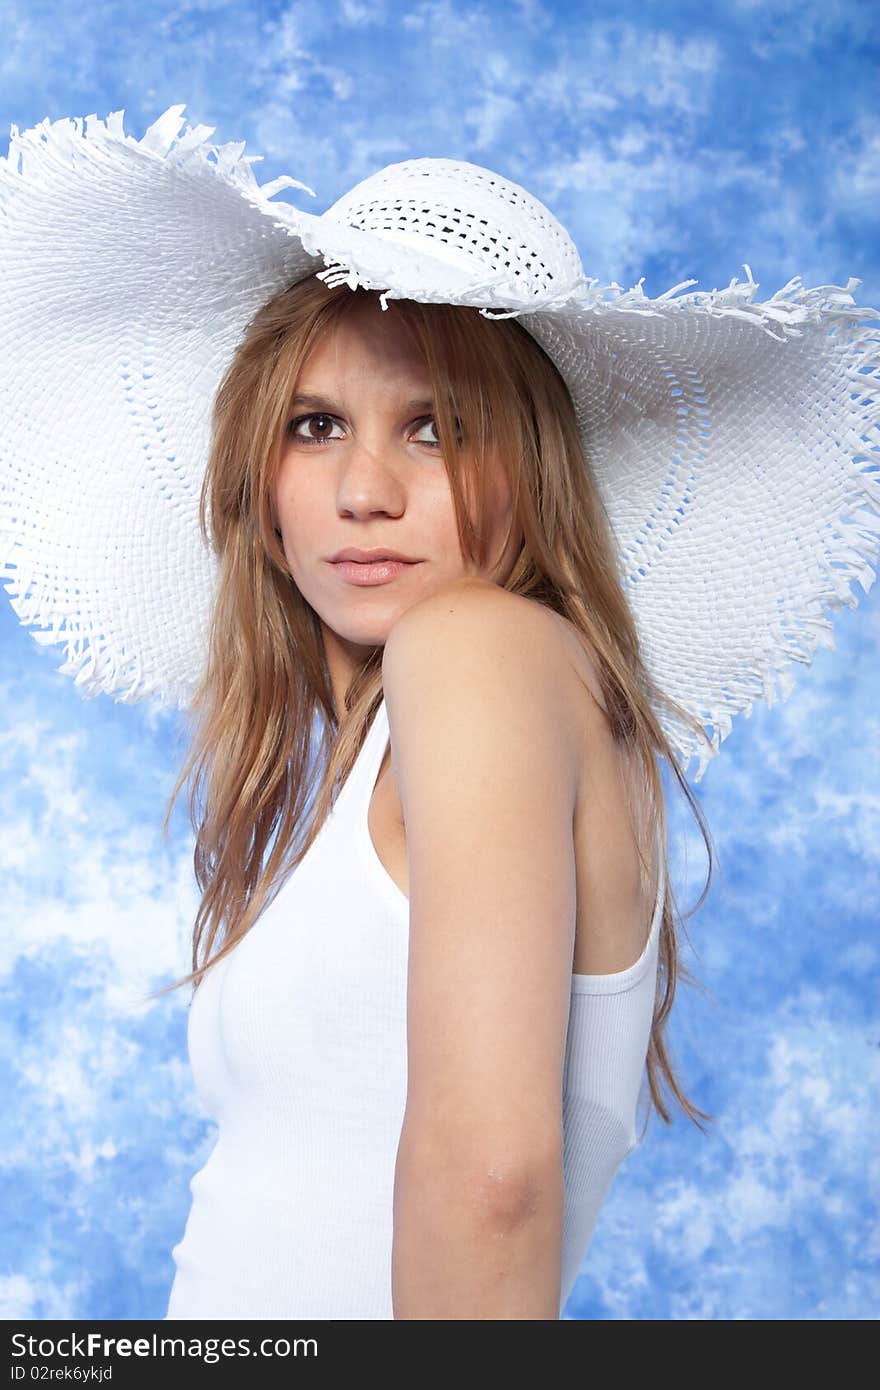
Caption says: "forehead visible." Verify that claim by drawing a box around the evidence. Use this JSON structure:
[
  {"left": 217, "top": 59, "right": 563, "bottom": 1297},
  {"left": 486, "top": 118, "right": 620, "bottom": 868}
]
[{"left": 301, "top": 299, "right": 429, "bottom": 382}]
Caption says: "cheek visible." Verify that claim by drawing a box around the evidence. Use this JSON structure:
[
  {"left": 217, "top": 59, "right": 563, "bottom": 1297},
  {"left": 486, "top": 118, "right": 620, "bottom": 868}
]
[
  {"left": 476, "top": 457, "right": 514, "bottom": 532},
  {"left": 490, "top": 451, "right": 512, "bottom": 504},
  {"left": 270, "top": 462, "right": 292, "bottom": 520},
  {"left": 493, "top": 478, "right": 513, "bottom": 529},
  {"left": 273, "top": 466, "right": 319, "bottom": 537}
]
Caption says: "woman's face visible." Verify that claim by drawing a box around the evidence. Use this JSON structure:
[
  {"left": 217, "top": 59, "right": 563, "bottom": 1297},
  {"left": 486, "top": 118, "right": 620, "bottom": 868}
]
[{"left": 271, "top": 296, "right": 522, "bottom": 699}]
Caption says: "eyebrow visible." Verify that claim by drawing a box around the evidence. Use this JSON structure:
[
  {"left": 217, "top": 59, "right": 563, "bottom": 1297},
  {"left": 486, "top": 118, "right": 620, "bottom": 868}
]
[{"left": 289, "top": 393, "right": 435, "bottom": 412}]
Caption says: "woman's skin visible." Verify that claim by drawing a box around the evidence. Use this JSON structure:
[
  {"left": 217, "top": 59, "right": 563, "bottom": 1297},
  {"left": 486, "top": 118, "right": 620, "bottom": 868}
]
[{"left": 271, "top": 295, "right": 523, "bottom": 719}]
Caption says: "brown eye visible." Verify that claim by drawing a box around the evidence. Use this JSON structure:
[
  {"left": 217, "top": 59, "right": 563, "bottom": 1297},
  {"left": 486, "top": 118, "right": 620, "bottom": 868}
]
[
  {"left": 288, "top": 413, "right": 344, "bottom": 444},
  {"left": 412, "top": 417, "right": 441, "bottom": 446},
  {"left": 413, "top": 416, "right": 464, "bottom": 447}
]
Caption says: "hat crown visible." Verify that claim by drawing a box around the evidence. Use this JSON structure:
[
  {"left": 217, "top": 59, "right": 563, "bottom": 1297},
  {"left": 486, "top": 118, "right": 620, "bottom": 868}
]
[{"left": 324, "top": 157, "right": 584, "bottom": 297}]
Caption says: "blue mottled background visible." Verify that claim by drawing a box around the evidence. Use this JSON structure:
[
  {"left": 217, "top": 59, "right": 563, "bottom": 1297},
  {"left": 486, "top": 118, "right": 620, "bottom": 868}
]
[{"left": 1, "top": 0, "right": 877, "bottom": 1321}]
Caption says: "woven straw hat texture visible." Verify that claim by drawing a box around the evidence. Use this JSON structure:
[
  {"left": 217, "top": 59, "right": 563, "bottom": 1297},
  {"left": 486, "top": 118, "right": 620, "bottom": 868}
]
[{"left": 1, "top": 105, "right": 879, "bottom": 782}]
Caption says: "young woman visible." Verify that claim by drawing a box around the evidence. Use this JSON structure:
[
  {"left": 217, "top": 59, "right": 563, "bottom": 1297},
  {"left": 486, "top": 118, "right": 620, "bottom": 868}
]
[
  {"left": 157, "top": 275, "right": 711, "bottom": 1320},
  {"left": 1, "top": 106, "right": 876, "bottom": 1320}
]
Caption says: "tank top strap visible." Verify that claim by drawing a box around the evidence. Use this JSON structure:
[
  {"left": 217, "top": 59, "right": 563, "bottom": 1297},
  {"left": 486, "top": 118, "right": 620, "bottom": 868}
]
[{"left": 332, "top": 694, "right": 390, "bottom": 821}]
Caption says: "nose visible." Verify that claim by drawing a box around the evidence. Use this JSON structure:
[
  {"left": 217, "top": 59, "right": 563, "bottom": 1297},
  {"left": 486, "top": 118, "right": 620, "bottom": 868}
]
[{"left": 335, "top": 431, "right": 405, "bottom": 517}]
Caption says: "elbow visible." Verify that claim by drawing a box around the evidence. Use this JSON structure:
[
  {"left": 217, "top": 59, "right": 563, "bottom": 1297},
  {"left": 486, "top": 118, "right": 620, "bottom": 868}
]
[
  {"left": 392, "top": 1127, "right": 565, "bottom": 1317},
  {"left": 469, "top": 1162, "right": 554, "bottom": 1232},
  {"left": 396, "top": 1130, "right": 563, "bottom": 1232}
]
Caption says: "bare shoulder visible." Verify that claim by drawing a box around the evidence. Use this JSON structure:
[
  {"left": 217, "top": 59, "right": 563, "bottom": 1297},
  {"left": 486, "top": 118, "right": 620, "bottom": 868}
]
[
  {"left": 384, "top": 576, "right": 572, "bottom": 682},
  {"left": 382, "top": 577, "right": 583, "bottom": 756},
  {"left": 384, "top": 576, "right": 609, "bottom": 752},
  {"left": 384, "top": 575, "right": 538, "bottom": 639}
]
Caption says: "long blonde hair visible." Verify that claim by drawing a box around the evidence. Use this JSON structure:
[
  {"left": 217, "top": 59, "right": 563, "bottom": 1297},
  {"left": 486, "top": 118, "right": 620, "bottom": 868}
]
[{"left": 151, "top": 275, "right": 717, "bottom": 1134}]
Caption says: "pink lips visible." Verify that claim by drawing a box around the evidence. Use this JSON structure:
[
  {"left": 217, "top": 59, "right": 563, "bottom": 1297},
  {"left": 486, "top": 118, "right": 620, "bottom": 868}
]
[{"left": 330, "top": 558, "right": 418, "bottom": 586}]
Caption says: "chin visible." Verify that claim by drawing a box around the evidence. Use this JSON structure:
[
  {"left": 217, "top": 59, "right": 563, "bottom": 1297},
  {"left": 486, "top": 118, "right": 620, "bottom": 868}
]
[{"left": 324, "top": 608, "right": 398, "bottom": 645}]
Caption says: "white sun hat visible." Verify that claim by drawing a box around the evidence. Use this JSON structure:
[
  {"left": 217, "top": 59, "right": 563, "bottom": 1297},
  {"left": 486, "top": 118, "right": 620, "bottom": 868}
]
[{"left": 1, "top": 103, "right": 878, "bottom": 782}]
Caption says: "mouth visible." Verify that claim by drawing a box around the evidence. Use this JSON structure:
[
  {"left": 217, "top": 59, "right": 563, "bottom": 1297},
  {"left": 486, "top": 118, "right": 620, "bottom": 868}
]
[
  {"left": 329, "top": 548, "right": 419, "bottom": 564},
  {"left": 328, "top": 556, "right": 420, "bottom": 587}
]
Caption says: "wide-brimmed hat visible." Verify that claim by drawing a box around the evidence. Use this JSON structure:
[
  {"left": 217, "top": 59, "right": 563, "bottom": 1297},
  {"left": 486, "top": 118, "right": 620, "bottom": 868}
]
[{"left": 1, "top": 104, "right": 878, "bottom": 781}]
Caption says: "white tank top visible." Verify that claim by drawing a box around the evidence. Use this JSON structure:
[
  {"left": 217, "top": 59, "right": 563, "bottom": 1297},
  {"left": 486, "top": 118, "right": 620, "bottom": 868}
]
[{"left": 165, "top": 694, "right": 665, "bottom": 1320}]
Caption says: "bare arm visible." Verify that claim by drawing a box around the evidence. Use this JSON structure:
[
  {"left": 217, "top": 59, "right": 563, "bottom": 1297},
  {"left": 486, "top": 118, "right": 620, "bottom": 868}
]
[{"left": 383, "top": 579, "right": 581, "bottom": 1319}]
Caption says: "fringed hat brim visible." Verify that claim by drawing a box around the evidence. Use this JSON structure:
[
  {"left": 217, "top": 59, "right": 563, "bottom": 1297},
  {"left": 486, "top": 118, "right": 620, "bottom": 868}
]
[{"left": 1, "top": 104, "right": 878, "bottom": 782}]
